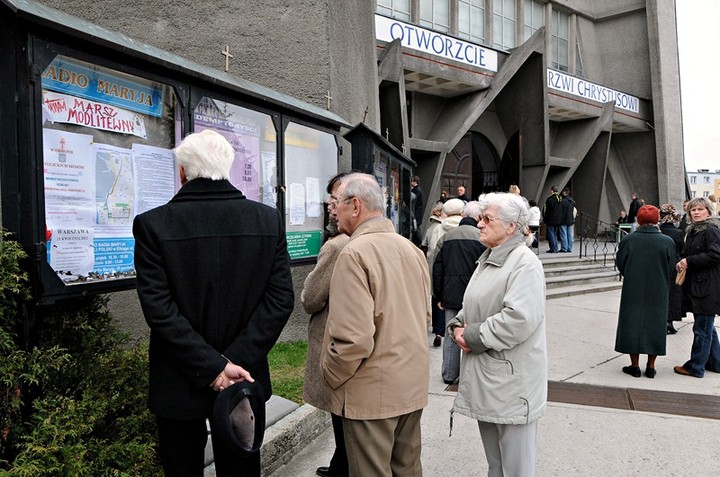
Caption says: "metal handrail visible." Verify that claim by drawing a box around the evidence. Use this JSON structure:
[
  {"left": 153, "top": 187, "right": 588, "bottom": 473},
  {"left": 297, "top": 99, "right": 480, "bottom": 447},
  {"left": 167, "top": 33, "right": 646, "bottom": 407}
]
[{"left": 577, "top": 212, "right": 629, "bottom": 270}]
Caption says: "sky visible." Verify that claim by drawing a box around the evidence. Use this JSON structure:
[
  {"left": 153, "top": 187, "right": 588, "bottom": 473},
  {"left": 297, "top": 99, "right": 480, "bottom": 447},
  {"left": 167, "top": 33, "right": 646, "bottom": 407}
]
[{"left": 676, "top": 1, "right": 720, "bottom": 172}]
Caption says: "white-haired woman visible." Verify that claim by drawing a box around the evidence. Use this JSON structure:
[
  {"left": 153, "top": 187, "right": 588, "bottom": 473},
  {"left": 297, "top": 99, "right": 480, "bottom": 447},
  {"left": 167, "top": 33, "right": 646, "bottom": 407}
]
[{"left": 447, "top": 192, "right": 547, "bottom": 477}]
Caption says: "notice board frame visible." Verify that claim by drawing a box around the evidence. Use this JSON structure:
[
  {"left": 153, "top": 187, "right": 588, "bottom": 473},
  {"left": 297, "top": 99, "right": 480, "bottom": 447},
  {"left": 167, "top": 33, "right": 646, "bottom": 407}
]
[{"left": 0, "top": 0, "right": 349, "bottom": 305}]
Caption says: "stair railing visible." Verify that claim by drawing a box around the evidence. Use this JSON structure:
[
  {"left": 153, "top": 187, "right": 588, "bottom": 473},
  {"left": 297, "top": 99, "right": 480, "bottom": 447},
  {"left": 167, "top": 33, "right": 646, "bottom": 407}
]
[{"left": 577, "top": 212, "right": 628, "bottom": 270}]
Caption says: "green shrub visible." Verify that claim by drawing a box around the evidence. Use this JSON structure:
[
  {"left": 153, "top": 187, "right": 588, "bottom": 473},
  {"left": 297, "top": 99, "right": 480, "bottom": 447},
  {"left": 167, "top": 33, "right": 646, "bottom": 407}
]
[{"left": 0, "top": 231, "right": 161, "bottom": 475}]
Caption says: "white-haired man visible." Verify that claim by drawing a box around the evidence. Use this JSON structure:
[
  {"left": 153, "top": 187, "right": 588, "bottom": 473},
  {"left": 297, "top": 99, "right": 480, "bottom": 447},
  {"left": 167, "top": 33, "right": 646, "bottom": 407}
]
[
  {"left": 133, "top": 129, "right": 294, "bottom": 477},
  {"left": 321, "top": 173, "right": 431, "bottom": 476}
]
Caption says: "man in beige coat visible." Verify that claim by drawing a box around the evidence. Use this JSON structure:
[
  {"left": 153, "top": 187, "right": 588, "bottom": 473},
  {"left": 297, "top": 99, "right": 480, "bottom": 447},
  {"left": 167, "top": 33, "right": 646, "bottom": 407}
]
[{"left": 321, "top": 173, "right": 431, "bottom": 477}]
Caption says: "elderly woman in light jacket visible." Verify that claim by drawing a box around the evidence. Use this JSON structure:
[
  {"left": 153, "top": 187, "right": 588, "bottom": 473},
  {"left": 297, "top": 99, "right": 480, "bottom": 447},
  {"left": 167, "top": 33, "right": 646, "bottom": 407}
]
[{"left": 448, "top": 192, "right": 547, "bottom": 477}]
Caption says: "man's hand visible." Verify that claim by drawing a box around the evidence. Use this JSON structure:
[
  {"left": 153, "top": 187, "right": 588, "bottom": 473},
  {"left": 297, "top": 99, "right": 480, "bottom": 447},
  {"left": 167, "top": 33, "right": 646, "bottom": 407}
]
[{"left": 211, "top": 362, "right": 254, "bottom": 392}]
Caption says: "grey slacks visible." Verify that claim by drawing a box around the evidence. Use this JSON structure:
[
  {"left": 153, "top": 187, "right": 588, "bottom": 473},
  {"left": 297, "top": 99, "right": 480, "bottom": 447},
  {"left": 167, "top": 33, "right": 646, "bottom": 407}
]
[{"left": 478, "top": 419, "right": 538, "bottom": 477}]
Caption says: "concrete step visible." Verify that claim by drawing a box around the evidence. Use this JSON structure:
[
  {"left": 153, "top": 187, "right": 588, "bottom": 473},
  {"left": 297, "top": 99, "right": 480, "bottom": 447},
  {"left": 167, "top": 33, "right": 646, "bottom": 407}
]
[
  {"left": 546, "top": 280, "right": 623, "bottom": 299},
  {"left": 204, "top": 395, "right": 308, "bottom": 475},
  {"left": 544, "top": 263, "right": 608, "bottom": 277},
  {"left": 545, "top": 270, "right": 620, "bottom": 289}
]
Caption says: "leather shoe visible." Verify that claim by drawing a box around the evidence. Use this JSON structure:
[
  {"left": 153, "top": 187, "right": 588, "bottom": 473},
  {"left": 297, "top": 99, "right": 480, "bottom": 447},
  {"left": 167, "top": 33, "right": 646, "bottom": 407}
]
[
  {"left": 622, "top": 366, "right": 641, "bottom": 378},
  {"left": 433, "top": 335, "right": 442, "bottom": 347},
  {"left": 667, "top": 323, "right": 677, "bottom": 335},
  {"left": 316, "top": 467, "right": 333, "bottom": 477},
  {"left": 674, "top": 365, "right": 701, "bottom": 377},
  {"left": 644, "top": 367, "right": 656, "bottom": 379}
]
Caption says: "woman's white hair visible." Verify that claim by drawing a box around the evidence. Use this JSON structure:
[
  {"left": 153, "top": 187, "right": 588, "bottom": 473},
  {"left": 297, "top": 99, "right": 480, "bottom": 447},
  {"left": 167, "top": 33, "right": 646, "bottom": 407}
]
[
  {"left": 173, "top": 129, "right": 234, "bottom": 181},
  {"left": 338, "top": 173, "right": 386, "bottom": 212},
  {"left": 478, "top": 192, "right": 529, "bottom": 235}
]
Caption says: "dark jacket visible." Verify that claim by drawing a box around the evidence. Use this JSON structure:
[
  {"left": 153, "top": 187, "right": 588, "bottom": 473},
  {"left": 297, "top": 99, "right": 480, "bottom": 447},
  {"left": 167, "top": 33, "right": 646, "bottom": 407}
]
[
  {"left": 561, "top": 195, "right": 575, "bottom": 226},
  {"left": 543, "top": 192, "right": 563, "bottom": 225},
  {"left": 432, "top": 217, "right": 486, "bottom": 309},
  {"left": 628, "top": 198, "right": 642, "bottom": 223},
  {"left": 682, "top": 217, "right": 720, "bottom": 315},
  {"left": 133, "top": 178, "right": 294, "bottom": 419}
]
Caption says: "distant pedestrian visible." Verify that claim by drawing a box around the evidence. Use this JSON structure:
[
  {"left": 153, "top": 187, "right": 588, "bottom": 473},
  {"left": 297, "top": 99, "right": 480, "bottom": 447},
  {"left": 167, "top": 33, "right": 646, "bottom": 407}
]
[
  {"left": 542, "top": 185, "right": 562, "bottom": 253},
  {"left": 433, "top": 201, "right": 486, "bottom": 385},
  {"left": 426, "top": 199, "right": 465, "bottom": 277},
  {"left": 559, "top": 187, "right": 575, "bottom": 253},
  {"left": 421, "top": 201, "right": 447, "bottom": 347},
  {"left": 627, "top": 192, "right": 642, "bottom": 232},
  {"left": 301, "top": 173, "right": 350, "bottom": 477},
  {"left": 322, "top": 173, "right": 431, "bottom": 476},
  {"left": 673, "top": 197, "right": 720, "bottom": 378},
  {"left": 658, "top": 204, "right": 685, "bottom": 335},
  {"left": 456, "top": 185, "right": 470, "bottom": 202},
  {"left": 528, "top": 200, "right": 541, "bottom": 248},
  {"left": 615, "top": 210, "right": 628, "bottom": 227},
  {"left": 614, "top": 205, "right": 675, "bottom": 378},
  {"left": 678, "top": 199, "right": 691, "bottom": 232},
  {"left": 411, "top": 176, "right": 424, "bottom": 245},
  {"left": 448, "top": 192, "right": 546, "bottom": 477}
]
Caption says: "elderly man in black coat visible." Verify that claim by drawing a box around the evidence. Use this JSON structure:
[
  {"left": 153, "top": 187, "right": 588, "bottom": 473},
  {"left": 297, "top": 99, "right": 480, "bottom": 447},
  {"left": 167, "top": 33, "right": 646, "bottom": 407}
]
[{"left": 133, "top": 129, "right": 294, "bottom": 477}]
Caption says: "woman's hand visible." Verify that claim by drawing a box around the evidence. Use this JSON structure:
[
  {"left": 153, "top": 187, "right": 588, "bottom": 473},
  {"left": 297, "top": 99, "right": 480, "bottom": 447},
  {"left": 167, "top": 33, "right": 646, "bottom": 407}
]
[
  {"left": 453, "top": 326, "right": 472, "bottom": 353},
  {"left": 676, "top": 258, "right": 688, "bottom": 272}
]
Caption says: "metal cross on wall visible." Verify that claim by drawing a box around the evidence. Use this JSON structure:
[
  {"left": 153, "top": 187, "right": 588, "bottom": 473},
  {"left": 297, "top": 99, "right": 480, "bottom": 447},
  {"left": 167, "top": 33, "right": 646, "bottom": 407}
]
[
  {"left": 325, "top": 90, "right": 332, "bottom": 110},
  {"left": 222, "top": 45, "right": 233, "bottom": 72}
]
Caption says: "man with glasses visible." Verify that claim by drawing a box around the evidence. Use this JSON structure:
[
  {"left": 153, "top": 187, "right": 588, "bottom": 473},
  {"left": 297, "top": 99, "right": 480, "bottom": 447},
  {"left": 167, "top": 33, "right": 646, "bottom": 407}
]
[{"left": 321, "top": 172, "right": 431, "bottom": 477}]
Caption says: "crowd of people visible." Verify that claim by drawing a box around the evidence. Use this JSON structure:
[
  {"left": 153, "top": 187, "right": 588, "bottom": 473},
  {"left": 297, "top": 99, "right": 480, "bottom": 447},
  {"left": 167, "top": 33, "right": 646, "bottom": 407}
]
[
  {"left": 130, "top": 131, "right": 719, "bottom": 477},
  {"left": 614, "top": 193, "right": 720, "bottom": 381}
]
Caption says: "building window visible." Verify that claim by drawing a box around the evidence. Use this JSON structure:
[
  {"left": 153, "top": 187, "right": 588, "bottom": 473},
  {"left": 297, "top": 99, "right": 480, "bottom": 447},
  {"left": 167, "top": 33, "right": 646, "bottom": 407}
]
[
  {"left": 690, "top": 175, "right": 697, "bottom": 184},
  {"left": 376, "top": 0, "right": 412, "bottom": 22},
  {"left": 420, "top": 0, "right": 450, "bottom": 33},
  {"left": 551, "top": 9, "right": 569, "bottom": 72},
  {"left": 459, "top": 0, "right": 485, "bottom": 43},
  {"left": 703, "top": 191, "right": 710, "bottom": 197},
  {"left": 704, "top": 176, "right": 710, "bottom": 183},
  {"left": 523, "top": 0, "right": 544, "bottom": 41},
  {"left": 493, "top": 0, "right": 517, "bottom": 51}
]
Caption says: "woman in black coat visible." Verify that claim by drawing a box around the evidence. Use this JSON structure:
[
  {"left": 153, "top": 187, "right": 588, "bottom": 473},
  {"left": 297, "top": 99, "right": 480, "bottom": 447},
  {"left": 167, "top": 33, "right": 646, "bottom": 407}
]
[
  {"left": 674, "top": 197, "right": 720, "bottom": 378},
  {"left": 659, "top": 204, "right": 685, "bottom": 334}
]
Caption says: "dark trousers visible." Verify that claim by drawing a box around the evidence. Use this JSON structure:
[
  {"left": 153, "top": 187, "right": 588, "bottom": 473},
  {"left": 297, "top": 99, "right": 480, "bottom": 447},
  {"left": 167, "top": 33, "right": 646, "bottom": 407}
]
[
  {"left": 330, "top": 413, "right": 350, "bottom": 476},
  {"left": 156, "top": 415, "right": 261, "bottom": 477},
  {"left": 431, "top": 296, "right": 444, "bottom": 336}
]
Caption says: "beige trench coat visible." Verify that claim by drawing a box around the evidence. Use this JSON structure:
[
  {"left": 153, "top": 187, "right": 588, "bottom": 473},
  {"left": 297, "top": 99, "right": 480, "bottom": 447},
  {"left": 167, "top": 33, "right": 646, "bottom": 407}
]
[{"left": 321, "top": 218, "right": 431, "bottom": 420}]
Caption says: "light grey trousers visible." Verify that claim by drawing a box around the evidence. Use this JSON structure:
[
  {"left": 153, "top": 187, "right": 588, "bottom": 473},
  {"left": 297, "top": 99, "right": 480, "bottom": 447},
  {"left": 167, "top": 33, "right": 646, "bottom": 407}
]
[{"left": 477, "top": 420, "right": 538, "bottom": 477}]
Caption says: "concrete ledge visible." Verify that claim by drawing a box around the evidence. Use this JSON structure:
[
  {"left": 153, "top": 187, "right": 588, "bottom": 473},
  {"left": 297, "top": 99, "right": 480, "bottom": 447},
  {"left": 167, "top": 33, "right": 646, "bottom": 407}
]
[
  {"left": 204, "top": 397, "right": 325, "bottom": 476},
  {"left": 261, "top": 404, "right": 331, "bottom": 476}
]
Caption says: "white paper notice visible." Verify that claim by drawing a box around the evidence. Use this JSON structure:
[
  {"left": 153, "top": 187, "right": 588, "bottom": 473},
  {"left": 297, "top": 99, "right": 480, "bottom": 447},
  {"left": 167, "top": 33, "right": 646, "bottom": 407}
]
[
  {"left": 289, "top": 183, "right": 306, "bottom": 225},
  {"left": 306, "top": 177, "right": 321, "bottom": 218},
  {"left": 261, "top": 151, "right": 277, "bottom": 207},
  {"left": 94, "top": 143, "right": 134, "bottom": 226},
  {"left": 49, "top": 227, "right": 95, "bottom": 281},
  {"left": 133, "top": 144, "right": 176, "bottom": 215},
  {"left": 43, "top": 129, "right": 96, "bottom": 228}
]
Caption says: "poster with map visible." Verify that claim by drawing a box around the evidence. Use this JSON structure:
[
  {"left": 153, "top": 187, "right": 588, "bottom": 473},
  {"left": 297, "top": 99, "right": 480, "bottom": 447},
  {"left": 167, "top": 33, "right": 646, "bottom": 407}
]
[{"left": 44, "top": 127, "right": 174, "bottom": 283}]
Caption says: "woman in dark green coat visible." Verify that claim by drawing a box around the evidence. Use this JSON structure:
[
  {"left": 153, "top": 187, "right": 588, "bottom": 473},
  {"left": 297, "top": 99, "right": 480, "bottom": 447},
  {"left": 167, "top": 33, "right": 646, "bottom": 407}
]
[{"left": 615, "top": 205, "right": 676, "bottom": 378}]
